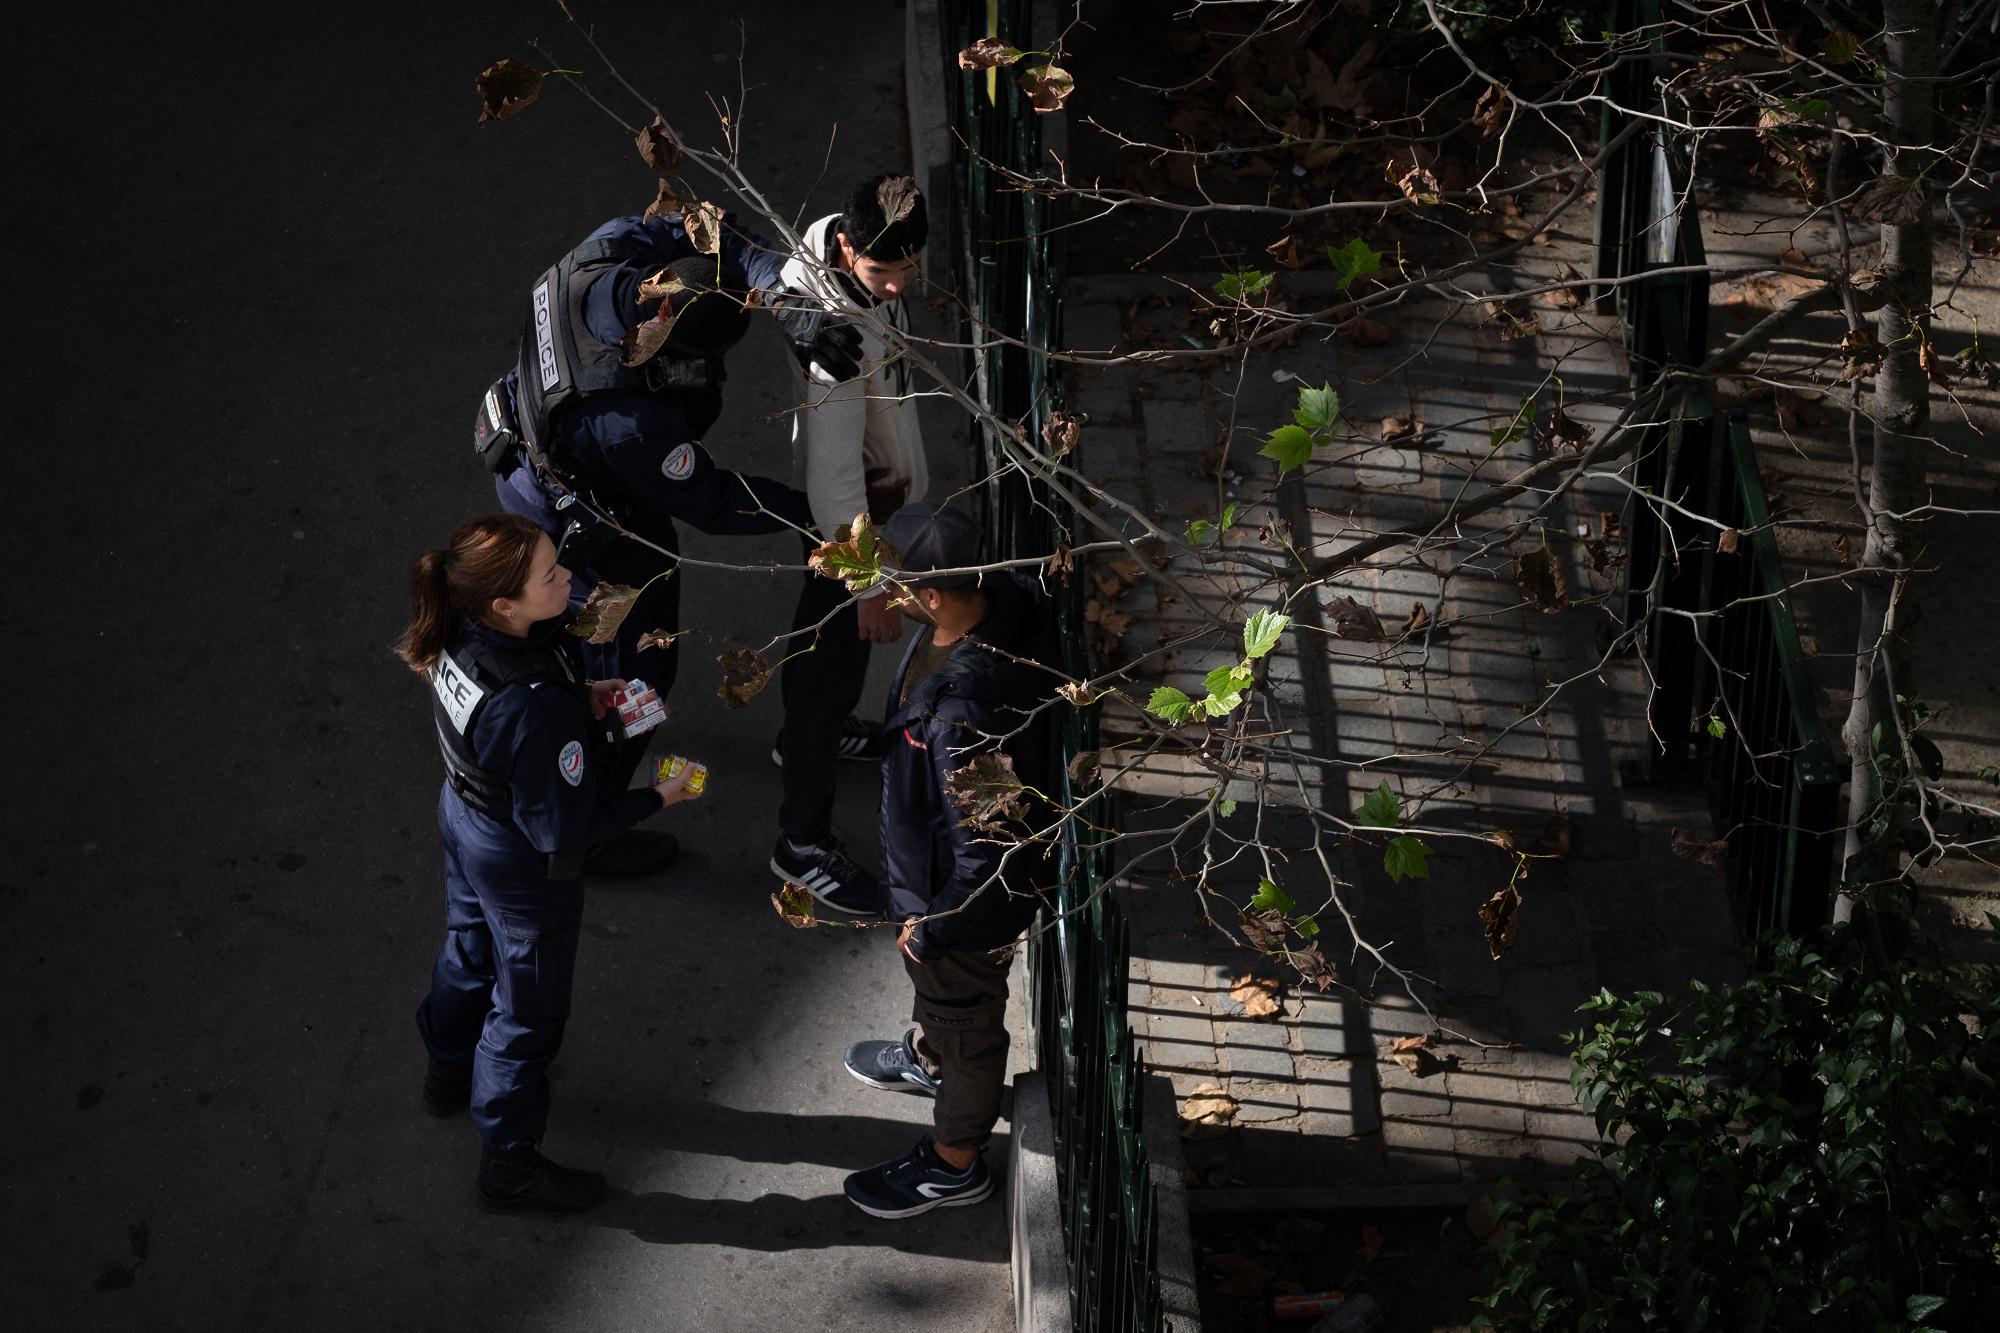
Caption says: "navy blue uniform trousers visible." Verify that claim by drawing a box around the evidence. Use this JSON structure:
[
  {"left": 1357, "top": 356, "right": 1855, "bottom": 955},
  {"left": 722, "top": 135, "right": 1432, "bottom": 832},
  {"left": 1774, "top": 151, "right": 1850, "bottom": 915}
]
[{"left": 415, "top": 787, "right": 584, "bottom": 1151}]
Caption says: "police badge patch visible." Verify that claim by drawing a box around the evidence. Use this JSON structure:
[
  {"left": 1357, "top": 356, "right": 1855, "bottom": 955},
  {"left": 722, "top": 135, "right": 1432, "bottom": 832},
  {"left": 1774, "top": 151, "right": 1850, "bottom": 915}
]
[
  {"left": 558, "top": 740, "right": 586, "bottom": 786},
  {"left": 661, "top": 442, "right": 697, "bottom": 481}
]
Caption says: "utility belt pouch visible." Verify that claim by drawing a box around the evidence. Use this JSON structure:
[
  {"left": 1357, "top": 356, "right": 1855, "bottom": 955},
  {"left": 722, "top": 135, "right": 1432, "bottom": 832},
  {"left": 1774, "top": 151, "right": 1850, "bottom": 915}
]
[
  {"left": 472, "top": 379, "right": 524, "bottom": 474},
  {"left": 546, "top": 850, "right": 585, "bottom": 882}
]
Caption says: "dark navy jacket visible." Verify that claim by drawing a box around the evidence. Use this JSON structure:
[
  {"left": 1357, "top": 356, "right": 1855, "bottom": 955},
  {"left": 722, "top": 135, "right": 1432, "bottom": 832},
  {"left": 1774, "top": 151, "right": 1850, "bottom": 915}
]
[
  {"left": 881, "top": 574, "right": 1062, "bottom": 959},
  {"left": 449, "top": 617, "right": 661, "bottom": 859},
  {"left": 507, "top": 211, "right": 808, "bottom": 536}
]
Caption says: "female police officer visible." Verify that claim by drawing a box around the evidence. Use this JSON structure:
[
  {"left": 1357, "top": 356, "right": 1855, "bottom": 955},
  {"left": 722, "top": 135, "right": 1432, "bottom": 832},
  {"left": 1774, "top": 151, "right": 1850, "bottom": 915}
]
[{"left": 395, "top": 512, "right": 697, "bottom": 1214}]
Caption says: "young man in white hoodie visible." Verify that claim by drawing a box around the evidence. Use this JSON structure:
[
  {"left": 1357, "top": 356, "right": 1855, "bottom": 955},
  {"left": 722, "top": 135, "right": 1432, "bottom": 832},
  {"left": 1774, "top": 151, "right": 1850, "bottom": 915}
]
[{"left": 768, "top": 175, "right": 931, "bottom": 913}]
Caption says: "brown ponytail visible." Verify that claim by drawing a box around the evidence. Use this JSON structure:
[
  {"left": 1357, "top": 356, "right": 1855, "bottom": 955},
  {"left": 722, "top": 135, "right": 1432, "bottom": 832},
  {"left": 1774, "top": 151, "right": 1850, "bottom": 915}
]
[{"left": 394, "top": 512, "right": 548, "bottom": 672}]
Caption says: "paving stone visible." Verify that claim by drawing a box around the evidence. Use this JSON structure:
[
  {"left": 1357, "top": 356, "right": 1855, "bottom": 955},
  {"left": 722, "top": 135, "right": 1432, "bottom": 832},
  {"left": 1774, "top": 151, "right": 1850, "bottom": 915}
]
[
  {"left": 1140, "top": 397, "right": 1209, "bottom": 455},
  {"left": 1297, "top": 1055, "right": 1382, "bottom": 1138},
  {"left": 1441, "top": 1068, "right": 1527, "bottom": 1136},
  {"left": 1456, "top": 1132, "right": 1542, "bottom": 1182},
  {"left": 1381, "top": 1117, "right": 1463, "bottom": 1179},
  {"left": 1223, "top": 1041, "right": 1297, "bottom": 1081},
  {"left": 1228, "top": 1080, "right": 1303, "bottom": 1123}
]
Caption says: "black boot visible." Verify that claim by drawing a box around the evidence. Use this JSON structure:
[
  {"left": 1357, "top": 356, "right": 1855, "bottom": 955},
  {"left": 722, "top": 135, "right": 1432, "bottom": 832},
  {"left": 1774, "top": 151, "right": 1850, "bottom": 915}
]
[
  {"left": 584, "top": 829, "right": 679, "bottom": 878},
  {"left": 422, "top": 1059, "right": 472, "bottom": 1118},
  {"left": 475, "top": 1144, "right": 607, "bottom": 1215}
]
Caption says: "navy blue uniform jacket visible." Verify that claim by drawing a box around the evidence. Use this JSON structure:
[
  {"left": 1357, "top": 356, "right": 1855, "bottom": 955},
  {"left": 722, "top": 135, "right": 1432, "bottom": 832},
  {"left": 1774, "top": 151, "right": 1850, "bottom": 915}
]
[
  {"left": 881, "top": 574, "right": 1062, "bottom": 959},
  {"left": 453, "top": 618, "right": 661, "bottom": 858},
  {"left": 512, "top": 211, "right": 807, "bottom": 536}
]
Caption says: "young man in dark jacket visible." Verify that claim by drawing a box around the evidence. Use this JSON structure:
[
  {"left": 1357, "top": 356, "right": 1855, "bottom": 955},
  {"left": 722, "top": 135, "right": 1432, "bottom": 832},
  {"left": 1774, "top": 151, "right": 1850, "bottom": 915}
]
[{"left": 839, "top": 502, "right": 1061, "bottom": 1218}]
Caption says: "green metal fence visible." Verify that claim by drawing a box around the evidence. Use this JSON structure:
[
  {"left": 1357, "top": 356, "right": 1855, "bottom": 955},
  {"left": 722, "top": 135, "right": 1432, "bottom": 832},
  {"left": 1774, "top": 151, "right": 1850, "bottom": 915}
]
[
  {"left": 1597, "top": 0, "right": 1841, "bottom": 939},
  {"left": 938, "top": 2, "right": 1166, "bottom": 1328}
]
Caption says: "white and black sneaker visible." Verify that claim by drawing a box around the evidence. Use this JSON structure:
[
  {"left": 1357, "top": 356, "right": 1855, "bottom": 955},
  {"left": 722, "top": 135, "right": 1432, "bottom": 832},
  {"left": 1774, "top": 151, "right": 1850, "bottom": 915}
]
[
  {"left": 769, "top": 714, "right": 890, "bottom": 768},
  {"left": 770, "top": 835, "right": 883, "bottom": 918},
  {"left": 844, "top": 1028, "right": 942, "bottom": 1096},
  {"left": 843, "top": 1138, "right": 994, "bottom": 1219}
]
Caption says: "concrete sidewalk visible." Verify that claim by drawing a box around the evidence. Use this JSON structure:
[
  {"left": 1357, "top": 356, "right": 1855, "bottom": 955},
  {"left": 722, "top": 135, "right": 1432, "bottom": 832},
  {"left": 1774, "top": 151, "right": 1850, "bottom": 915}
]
[
  {"left": 1060, "top": 244, "right": 1749, "bottom": 1201},
  {"left": 0, "top": 3, "right": 1017, "bottom": 1329}
]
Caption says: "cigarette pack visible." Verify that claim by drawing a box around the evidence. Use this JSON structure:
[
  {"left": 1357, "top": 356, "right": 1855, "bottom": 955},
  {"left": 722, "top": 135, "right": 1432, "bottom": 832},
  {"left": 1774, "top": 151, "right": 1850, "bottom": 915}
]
[
  {"left": 656, "top": 754, "right": 708, "bottom": 797},
  {"left": 609, "top": 678, "right": 667, "bottom": 738}
]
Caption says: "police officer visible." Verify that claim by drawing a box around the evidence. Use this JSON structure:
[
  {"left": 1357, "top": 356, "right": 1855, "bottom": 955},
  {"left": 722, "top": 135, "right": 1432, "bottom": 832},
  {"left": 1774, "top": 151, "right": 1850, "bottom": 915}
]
[
  {"left": 479, "top": 206, "right": 863, "bottom": 874},
  {"left": 397, "top": 512, "right": 700, "bottom": 1214}
]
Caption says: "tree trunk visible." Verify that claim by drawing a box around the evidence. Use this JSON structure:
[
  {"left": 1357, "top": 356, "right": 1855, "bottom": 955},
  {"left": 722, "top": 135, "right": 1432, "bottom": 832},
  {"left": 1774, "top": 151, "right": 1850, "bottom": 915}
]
[{"left": 1835, "top": 0, "right": 1938, "bottom": 922}]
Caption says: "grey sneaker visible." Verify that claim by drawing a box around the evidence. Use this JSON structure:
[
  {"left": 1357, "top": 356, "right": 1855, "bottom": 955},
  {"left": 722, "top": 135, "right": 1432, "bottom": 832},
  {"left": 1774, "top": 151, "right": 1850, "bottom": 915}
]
[
  {"left": 843, "top": 1138, "right": 993, "bottom": 1218},
  {"left": 844, "top": 1027, "right": 941, "bottom": 1096}
]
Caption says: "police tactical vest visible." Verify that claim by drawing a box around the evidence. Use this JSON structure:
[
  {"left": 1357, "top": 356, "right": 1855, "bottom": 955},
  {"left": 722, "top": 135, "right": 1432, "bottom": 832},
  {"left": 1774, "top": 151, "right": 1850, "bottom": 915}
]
[
  {"left": 514, "top": 218, "right": 725, "bottom": 457},
  {"left": 428, "top": 629, "right": 587, "bottom": 817}
]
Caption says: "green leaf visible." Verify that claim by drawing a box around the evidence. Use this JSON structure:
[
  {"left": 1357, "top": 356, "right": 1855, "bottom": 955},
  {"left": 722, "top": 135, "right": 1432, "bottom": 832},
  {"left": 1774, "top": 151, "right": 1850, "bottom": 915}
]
[
  {"left": 1820, "top": 30, "right": 1860, "bottom": 65},
  {"left": 1186, "top": 519, "right": 1214, "bottom": 545},
  {"left": 1201, "top": 663, "right": 1255, "bottom": 716},
  {"left": 1259, "top": 424, "right": 1315, "bottom": 475},
  {"left": 1250, "top": 877, "right": 1295, "bottom": 913},
  {"left": 1293, "top": 383, "right": 1341, "bottom": 432},
  {"left": 1220, "top": 501, "right": 1239, "bottom": 530},
  {"left": 1910, "top": 733, "right": 1944, "bottom": 781},
  {"left": 1213, "top": 269, "right": 1275, "bottom": 302},
  {"left": 1147, "top": 686, "right": 1195, "bottom": 724},
  {"left": 1219, "top": 797, "right": 1238, "bottom": 818},
  {"left": 1325, "top": 237, "right": 1383, "bottom": 290},
  {"left": 1358, "top": 779, "right": 1401, "bottom": 828},
  {"left": 1295, "top": 916, "right": 1320, "bottom": 939},
  {"left": 1707, "top": 715, "right": 1727, "bottom": 740},
  {"left": 1243, "top": 609, "right": 1291, "bottom": 660},
  {"left": 1384, "top": 834, "right": 1431, "bottom": 882},
  {"left": 1907, "top": 1295, "right": 1947, "bottom": 1321},
  {"left": 1490, "top": 397, "right": 1540, "bottom": 449}
]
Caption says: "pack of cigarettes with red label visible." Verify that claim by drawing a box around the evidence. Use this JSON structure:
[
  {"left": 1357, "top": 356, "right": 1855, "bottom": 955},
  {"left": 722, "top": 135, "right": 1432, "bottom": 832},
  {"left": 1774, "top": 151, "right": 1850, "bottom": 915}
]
[
  {"left": 609, "top": 679, "right": 667, "bottom": 738},
  {"left": 656, "top": 754, "right": 708, "bottom": 797}
]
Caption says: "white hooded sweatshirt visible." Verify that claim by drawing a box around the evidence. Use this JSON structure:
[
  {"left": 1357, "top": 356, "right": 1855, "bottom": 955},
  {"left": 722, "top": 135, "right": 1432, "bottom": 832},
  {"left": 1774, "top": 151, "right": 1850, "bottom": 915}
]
[{"left": 779, "top": 215, "right": 929, "bottom": 548}]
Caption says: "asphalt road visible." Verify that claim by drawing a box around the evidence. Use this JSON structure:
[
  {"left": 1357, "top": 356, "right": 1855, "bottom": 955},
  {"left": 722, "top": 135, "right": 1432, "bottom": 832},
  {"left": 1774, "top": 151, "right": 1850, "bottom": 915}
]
[{"left": 0, "top": 2, "right": 1008, "bottom": 1328}]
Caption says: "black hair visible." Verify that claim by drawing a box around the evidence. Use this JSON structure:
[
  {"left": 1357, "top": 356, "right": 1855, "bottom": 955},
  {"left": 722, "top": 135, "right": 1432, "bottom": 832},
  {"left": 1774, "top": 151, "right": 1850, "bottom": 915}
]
[{"left": 839, "top": 173, "right": 928, "bottom": 261}]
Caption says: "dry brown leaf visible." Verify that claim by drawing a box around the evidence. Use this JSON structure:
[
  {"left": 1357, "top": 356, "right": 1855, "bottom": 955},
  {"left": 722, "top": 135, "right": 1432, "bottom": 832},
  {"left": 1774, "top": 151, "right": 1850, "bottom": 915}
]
[
  {"left": 1403, "top": 602, "right": 1431, "bottom": 637},
  {"left": 1381, "top": 414, "right": 1419, "bottom": 440},
  {"left": 1228, "top": 974, "right": 1282, "bottom": 1019},
  {"left": 475, "top": 58, "right": 547, "bottom": 125},
  {"left": 1779, "top": 245, "right": 1814, "bottom": 270},
  {"left": 637, "top": 268, "right": 689, "bottom": 305},
  {"left": 1832, "top": 532, "right": 1853, "bottom": 564},
  {"left": 956, "top": 37, "right": 1020, "bottom": 71},
  {"left": 683, "top": 201, "right": 726, "bottom": 256},
  {"left": 569, "top": 582, "right": 645, "bottom": 645},
  {"left": 643, "top": 177, "right": 687, "bottom": 223},
  {"left": 1397, "top": 161, "right": 1442, "bottom": 206},
  {"left": 1019, "top": 64, "right": 1075, "bottom": 114},
  {"left": 1265, "top": 235, "right": 1301, "bottom": 270},
  {"left": 1853, "top": 174, "right": 1927, "bottom": 226},
  {"left": 1473, "top": 82, "right": 1511, "bottom": 138},
  {"left": 634, "top": 115, "right": 682, "bottom": 175},
  {"left": 1326, "top": 595, "right": 1386, "bottom": 641},
  {"left": 1056, "top": 680, "right": 1100, "bottom": 706},
  {"left": 1388, "top": 1033, "right": 1440, "bottom": 1075},
  {"left": 1670, "top": 826, "right": 1729, "bottom": 870},
  {"left": 1543, "top": 406, "right": 1593, "bottom": 451},
  {"left": 716, "top": 646, "right": 773, "bottom": 709},
  {"left": 1179, "top": 1081, "right": 1239, "bottom": 1131},
  {"left": 876, "top": 175, "right": 921, "bottom": 225},
  {"left": 1047, "top": 545, "right": 1075, "bottom": 580},
  {"left": 635, "top": 627, "right": 680, "bottom": 653},
  {"left": 1840, "top": 326, "right": 1883, "bottom": 381},
  {"left": 1479, "top": 883, "right": 1521, "bottom": 959},
  {"left": 1484, "top": 299, "right": 1540, "bottom": 340},
  {"left": 1041, "top": 410, "right": 1082, "bottom": 457},
  {"left": 1515, "top": 548, "right": 1569, "bottom": 613},
  {"left": 621, "top": 307, "right": 680, "bottom": 367},
  {"left": 771, "top": 883, "right": 817, "bottom": 928},
  {"left": 1543, "top": 262, "right": 1588, "bottom": 310},
  {"left": 1921, "top": 337, "right": 1954, "bottom": 390},
  {"left": 1717, "top": 527, "right": 1742, "bottom": 555}
]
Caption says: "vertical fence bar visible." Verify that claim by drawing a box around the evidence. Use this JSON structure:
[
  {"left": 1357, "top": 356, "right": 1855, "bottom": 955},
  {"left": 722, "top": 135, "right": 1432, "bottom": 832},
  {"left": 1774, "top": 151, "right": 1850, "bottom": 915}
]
[{"left": 938, "top": 3, "right": 1165, "bottom": 1327}]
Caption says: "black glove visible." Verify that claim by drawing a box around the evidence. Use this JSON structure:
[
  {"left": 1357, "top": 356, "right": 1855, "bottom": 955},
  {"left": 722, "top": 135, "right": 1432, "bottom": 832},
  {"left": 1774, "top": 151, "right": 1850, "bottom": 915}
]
[{"left": 768, "top": 284, "right": 864, "bottom": 382}]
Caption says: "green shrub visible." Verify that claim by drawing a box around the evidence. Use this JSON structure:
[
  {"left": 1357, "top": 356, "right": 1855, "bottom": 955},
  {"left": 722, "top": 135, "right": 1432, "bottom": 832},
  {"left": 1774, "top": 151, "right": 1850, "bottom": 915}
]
[{"left": 1476, "top": 913, "right": 2000, "bottom": 1331}]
